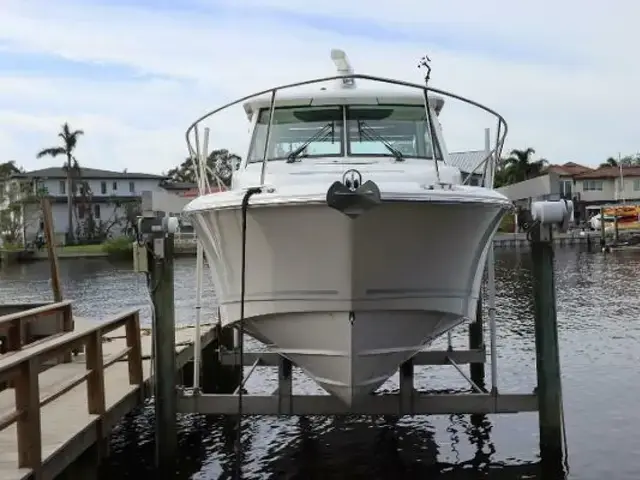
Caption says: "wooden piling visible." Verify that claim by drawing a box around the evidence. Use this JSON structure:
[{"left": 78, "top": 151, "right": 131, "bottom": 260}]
[
  {"left": 41, "top": 197, "right": 75, "bottom": 362},
  {"left": 201, "top": 324, "right": 240, "bottom": 393},
  {"left": 529, "top": 223, "right": 566, "bottom": 469},
  {"left": 599, "top": 206, "right": 606, "bottom": 247},
  {"left": 148, "top": 232, "right": 177, "bottom": 472},
  {"left": 468, "top": 296, "right": 485, "bottom": 388},
  {"left": 40, "top": 197, "right": 63, "bottom": 303}
]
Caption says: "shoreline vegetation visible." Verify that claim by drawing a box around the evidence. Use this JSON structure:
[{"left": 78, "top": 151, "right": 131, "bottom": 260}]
[{"left": 0, "top": 237, "right": 196, "bottom": 263}]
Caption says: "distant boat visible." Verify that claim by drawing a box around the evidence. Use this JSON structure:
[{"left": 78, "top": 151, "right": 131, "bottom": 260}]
[{"left": 589, "top": 205, "right": 640, "bottom": 232}]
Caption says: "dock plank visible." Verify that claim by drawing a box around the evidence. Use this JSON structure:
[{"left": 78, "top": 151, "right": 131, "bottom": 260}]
[{"left": 0, "top": 317, "right": 216, "bottom": 480}]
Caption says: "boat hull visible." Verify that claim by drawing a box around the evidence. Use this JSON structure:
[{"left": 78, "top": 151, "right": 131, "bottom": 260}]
[{"left": 188, "top": 199, "right": 506, "bottom": 404}]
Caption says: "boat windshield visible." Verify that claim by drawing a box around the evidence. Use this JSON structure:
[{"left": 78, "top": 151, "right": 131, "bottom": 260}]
[
  {"left": 347, "top": 105, "right": 440, "bottom": 159},
  {"left": 248, "top": 106, "right": 344, "bottom": 162},
  {"left": 247, "top": 104, "right": 441, "bottom": 163}
]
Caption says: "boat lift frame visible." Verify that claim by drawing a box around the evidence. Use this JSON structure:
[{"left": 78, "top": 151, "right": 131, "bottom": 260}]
[{"left": 178, "top": 350, "right": 538, "bottom": 416}]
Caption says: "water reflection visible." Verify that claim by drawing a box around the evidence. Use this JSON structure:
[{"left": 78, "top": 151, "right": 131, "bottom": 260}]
[{"left": 101, "top": 407, "right": 549, "bottom": 479}]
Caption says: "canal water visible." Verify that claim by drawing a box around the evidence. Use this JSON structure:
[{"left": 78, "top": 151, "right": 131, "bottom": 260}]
[{"left": 1, "top": 248, "right": 639, "bottom": 479}]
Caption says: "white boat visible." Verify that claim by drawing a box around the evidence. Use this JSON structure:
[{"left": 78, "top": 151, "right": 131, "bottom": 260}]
[{"left": 182, "top": 49, "right": 511, "bottom": 405}]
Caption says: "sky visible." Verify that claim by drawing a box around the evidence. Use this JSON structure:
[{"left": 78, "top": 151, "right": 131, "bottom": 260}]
[{"left": 1, "top": 0, "right": 638, "bottom": 174}]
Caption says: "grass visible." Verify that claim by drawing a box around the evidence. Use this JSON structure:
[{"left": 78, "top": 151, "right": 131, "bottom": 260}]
[
  {"left": 59, "top": 244, "right": 105, "bottom": 253},
  {"left": 101, "top": 237, "right": 133, "bottom": 259},
  {"left": 0, "top": 242, "right": 24, "bottom": 251},
  {"left": 50, "top": 239, "right": 132, "bottom": 258}
]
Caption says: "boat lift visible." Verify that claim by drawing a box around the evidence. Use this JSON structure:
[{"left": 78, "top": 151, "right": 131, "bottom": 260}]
[
  {"left": 140, "top": 66, "right": 570, "bottom": 473},
  {"left": 181, "top": 124, "right": 536, "bottom": 416}
]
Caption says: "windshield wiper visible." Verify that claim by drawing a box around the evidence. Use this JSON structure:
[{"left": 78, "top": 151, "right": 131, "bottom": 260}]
[
  {"left": 286, "top": 122, "right": 335, "bottom": 163},
  {"left": 356, "top": 120, "right": 404, "bottom": 162}
]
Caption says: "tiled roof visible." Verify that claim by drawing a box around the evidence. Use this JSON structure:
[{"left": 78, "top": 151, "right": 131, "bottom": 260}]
[
  {"left": 575, "top": 165, "right": 640, "bottom": 179},
  {"left": 12, "top": 167, "right": 166, "bottom": 180},
  {"left": 546, "top": 162, "right": 593, "bottom": 176}
]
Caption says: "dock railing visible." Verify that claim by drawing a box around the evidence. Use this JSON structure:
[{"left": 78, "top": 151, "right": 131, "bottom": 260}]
[
  {"left": 0, "top": 301, "right": 74, "bottom": 362},
  {"left": 0, "top": 309, "right": 143, "bottom": 473}
]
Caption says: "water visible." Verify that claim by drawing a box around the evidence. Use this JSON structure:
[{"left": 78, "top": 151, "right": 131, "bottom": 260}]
[{"left": 1, "top": 248, "right": 639, "bottom": 479}]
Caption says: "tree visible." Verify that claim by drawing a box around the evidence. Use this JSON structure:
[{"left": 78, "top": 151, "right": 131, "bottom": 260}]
[
  {"left": 0, "top": 161, "right": 41, "bottom": 246},
  {"left": 167, "top": 149, "right": 241, "bottom": 188},
  {"left": 600, "top": 157, "right": 619, "bottom": 168},
  {"left": 0, "top": 161, "right": 20, "bottom": 177},
  {"left": 599, "top": 154, "right": 640, "bottom": 168},
  {"left": 494, "top": 147, "right": 547, "bottom": 187},
  {"left": 36, "top": 123, "right": 84, "bottom": 243}
]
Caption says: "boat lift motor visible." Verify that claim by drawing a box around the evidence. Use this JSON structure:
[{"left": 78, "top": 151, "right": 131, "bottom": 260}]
[{"left": 531, "top": 199, "right": 573, "bottom": 233}]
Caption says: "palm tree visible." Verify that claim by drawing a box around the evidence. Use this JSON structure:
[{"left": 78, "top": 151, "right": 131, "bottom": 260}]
[
  {"left": 494, "top": 147, "right": 547, "bottom": 187},
  {"left": 507, "top": 148, "right": 547, "bottom": 180},
  {"left": 600, "top": 157, "right": 618, "bottom": 168},
  {"left": 36, "top": 123, "right": 84, "bottom": 243}
]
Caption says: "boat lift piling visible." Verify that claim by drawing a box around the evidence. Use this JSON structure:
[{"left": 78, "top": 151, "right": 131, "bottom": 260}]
[
  {"left": 599, "top": 206, "right": 606, "bottom": 247},
  {"left": 468, "top": 297, "right": 485, "bottom": 389},
  {"left": 137, "top": 203, "right": 179, "bottom": 473},
  {"left": 529, "top": 220, "right": 567, "bottom": 467}
]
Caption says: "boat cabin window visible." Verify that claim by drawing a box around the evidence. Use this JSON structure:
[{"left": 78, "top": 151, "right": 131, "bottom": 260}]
[
  {"left": 247, "top": 104, "right": 442, "bottom": 162},
  {"left": 248, "top": 106, "right": 343, "bottom": 162},
  {"left": 347, "top": 105, "right": 441, "bottom": 159}
]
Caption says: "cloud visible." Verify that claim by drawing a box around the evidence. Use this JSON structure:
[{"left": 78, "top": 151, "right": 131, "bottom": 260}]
[{"left": 0, "top": 0, "right": 639, "bottom": 174}]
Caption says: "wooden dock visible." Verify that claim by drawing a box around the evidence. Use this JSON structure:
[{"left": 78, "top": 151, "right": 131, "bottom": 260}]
[
  {"left": 0, "top": 301, "right": 217, "bottom": 480},
  {"left": 493, "top": 231, "right": 597, "bottom": 248}
]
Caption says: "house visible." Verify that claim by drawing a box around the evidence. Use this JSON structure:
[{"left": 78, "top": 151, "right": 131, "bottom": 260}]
[
  {"left": 496, "top": 162, "right": 592, "bottom": 207},
  {"left": 2, "top": 167, "right": 192, "bottom": 244},
  {"left": 447, "top": 150, "right": 488, "bottom": 185},
  {"left": 497, "top": 162, "right": 640, "bottom": 223}
]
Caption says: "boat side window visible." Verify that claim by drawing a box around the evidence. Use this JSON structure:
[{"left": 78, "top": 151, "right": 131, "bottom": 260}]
[
  {"left": 346, "top": 105, "right": 442, "bottom": 160},
  {"left": 247, "top": 106, "right": 344, "bottom": 162}
]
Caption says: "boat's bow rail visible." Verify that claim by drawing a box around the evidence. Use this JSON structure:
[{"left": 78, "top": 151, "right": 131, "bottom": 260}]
[{"left": 185, "top": 71, "right": 509, "bottom": 195}]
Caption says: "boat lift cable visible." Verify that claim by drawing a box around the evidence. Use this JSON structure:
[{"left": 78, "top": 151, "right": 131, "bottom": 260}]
[
  {"left": 192, "top": 127, "right": 210, "bottom": 391},
  {"left": 235, "top": 186, "right": 262, "bottom": 479},
  {"left": 484, "top": 127, "right": 499, "bottom": 395}
]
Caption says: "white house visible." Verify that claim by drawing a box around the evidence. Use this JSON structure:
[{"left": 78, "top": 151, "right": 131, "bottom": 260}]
[{"left": 3, "top": 167, "right": 192, "bottom": 244}]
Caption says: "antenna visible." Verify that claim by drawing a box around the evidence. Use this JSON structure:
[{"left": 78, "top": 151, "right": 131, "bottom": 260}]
[
  {"left": 330, "top": 48, "right": 356, "bottom": 89},
  {"left": 417, "top": 53, "right": 441, "bottom": 185},
  {"left": 418, "top": 54, "right": 432, "bottom": 85}
]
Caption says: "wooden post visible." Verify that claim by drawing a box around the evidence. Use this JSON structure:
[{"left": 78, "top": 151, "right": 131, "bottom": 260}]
[
  {"left": 125, "top": 312, "right": 144, "bottom": 388},
  {"left": 529, "top": 223, "right": 566, "bottom": 469},
  {"left": 41, "top": 198, "right": 73, "bottom": 362},
  {"left": 599, "top": 206, "right": 606, "bottom": 247},
  {"left": 61, "top": 303, "right": 73, "bottom": 334},
  {"left": 149, "top": 231, "right": 177, "bottom": 472},
  {"left": 468, "top": 296, "right": 485, "bottom": 388},
  {"left": 15, "top": 357, "right": 42, "bottom": 473},
  {"left": 613, "top": 215, "right": 619, "bottom": 245},
  {"left": 203, "top": 322, "right": 240, "bottom": 394},
  {"left": 86, "top": 330, "right": 107, "bottom": 459},
  {"left": 85, "top": 331, "right": 106, "bottom": 415},
  {"left": 7, "top": 319, "right": 22, "bottom": 351},
  {"left": 40, "top": 197, "right": 63, "bottom": 302}
]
